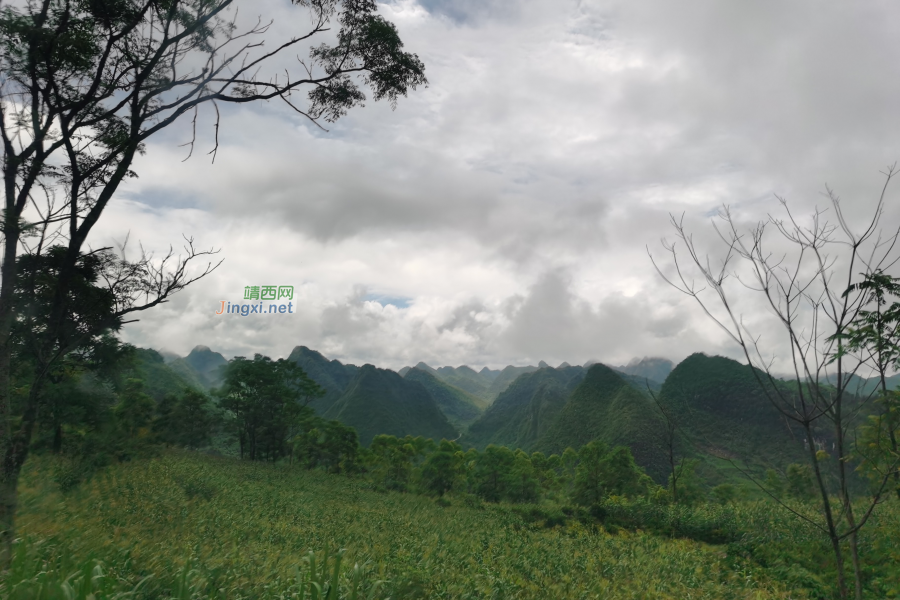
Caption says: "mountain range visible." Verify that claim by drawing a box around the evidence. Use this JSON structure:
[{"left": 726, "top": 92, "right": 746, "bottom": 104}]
[{"left": 148, "top": 345, "right": 863, "bottom": 485}]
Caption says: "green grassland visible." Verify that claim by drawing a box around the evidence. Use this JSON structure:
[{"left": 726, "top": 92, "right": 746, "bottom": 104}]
[{"left": 6, "top": 450, "right": 879, "bottom": 600}]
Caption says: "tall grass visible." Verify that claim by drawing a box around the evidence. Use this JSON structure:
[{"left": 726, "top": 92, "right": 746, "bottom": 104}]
[{"left": 6, "top": 450, "right": 891, "bottom": 599}]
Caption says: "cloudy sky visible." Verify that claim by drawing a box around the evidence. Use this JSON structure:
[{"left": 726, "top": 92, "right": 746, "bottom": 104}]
[{"left": 89, "top": 0, "right": 900, "bottom": 371}]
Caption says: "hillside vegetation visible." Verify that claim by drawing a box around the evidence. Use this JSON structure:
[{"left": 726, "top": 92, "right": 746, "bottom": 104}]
[
  {"left": 5, "top": 451, "right": 864, "bottom": 600},
  {"left": 464, "top": 366, "right": 585, "bottom": 450}
]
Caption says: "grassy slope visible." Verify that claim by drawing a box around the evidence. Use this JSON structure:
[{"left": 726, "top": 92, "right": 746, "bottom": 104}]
[
  {"left": 464, "top": 366, "right": 586, "bottom": 451},
  {"left": 324, "top": 365, "right": 458, "bottom": 446},
  {"left": 403, "top": 368, "right": 486, "bottom": 429},
  {"left": 8, "top": 451, "right": 827, "bottom": 599}
]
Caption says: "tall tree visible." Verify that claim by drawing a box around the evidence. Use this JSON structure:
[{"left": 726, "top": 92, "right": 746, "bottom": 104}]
[
  {"left": 0, "top": 0, "right": 426, "bottom": 560},
  {"left": 218, "top": 354, "right": 324, "bottom": 462},
  {"left": 652, "top": 168, "right": 900, "bottom": 599}
]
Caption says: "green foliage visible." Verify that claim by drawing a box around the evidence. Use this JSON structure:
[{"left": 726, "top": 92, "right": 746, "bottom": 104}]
[
  {"left": 669, "top": 459, "right": 707, "bottom": 506},
  {"left": 507, "top": 450, "right": 541, "bottom": 504},
  {"left": 785, "top": 463, "right": 816, "bottom": 501},
  {"left": 571, "top": 440, "right": 610, "bottom": 506},
  {"left": 10, "top": 451, "right": 872, "bottom": 599},
  {"left": 293, "top": 419, "right": 360, "bottom": 474},
  {"left": 420, "top": 441, "right": 464, "bottom": 497},
  {"left": 368, "top": 434, "right": 420, "bottom": 492},
  {"left": 571, "top": 442, "right": 652, "bottom": 506},
  {"left": 218, "top": 354, "right": 325, "bottom": 461},
  {"left": 711, "top": 483, "right": 738, "bottom": 505},
  {"left": 154, "top": 389, "right": 216, "bottom": 450},
  {"left": 855, "top": 389, "right": 900, "bottom": 499},
  {"left": 471, "top": 445, "right": 516, "bottom": 502},
  {"left": 765, "top": 469, "right": 785, "bottom": 499}
]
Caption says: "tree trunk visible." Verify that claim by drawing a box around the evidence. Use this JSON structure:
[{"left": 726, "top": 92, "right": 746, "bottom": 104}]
[
  {"left": 849, "top": 529, "right": 863, "bottom": 600},
  {"left": 0, "top": 207, "right": 20, "bottom": 566},
  {"left": 806, "top": 425, "right": 848, "bottom": 599},
  {"left": 829, "top": 533, "right": 849, "bottom": 600}
]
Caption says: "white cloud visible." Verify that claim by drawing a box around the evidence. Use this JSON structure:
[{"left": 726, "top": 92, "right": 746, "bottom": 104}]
[{"left": 85, "top": 0, "right": 900, "bottom": 372}]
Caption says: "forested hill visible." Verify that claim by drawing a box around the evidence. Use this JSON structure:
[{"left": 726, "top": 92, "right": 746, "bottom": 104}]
[
  {"left": 463, "top": 365, "right": 586, "bottom": 451},
  {"left": 322, "top": 364, "right": 458, "bottom": 446},
  {"left": 658, "top": 353, "right": 810, "bottom": 474},
  {"left": 286, "top": 345, "right": 360, "bottom": 413},
  {"left": 535, "top": 364, "right": 669, "bottom": 481}
]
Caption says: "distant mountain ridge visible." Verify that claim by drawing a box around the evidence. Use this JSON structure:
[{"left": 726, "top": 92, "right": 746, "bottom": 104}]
[
  {"left": 155, "top": 345, "right": 228, "bottom": 390},
  {"left": 153, "top": 345, "right": 819, "bottom": 486},
  {"left": 615, "top": 357, "right": 674, "bottom": 385}
]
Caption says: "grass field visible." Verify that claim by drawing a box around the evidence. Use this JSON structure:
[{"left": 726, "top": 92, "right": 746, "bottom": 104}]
[{"left": 4, "top": 450, "right": 898, "bottom": 599}]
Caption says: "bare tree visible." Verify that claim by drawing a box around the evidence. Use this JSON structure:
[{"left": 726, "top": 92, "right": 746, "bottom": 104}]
[
  {"left": 650, "top": 167, "right": 900, "bottom": 600},
  {"left": 0, "top": 0, "right": 427, "bottom": 564}
]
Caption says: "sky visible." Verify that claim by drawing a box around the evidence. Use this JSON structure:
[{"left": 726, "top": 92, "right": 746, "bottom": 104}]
[{"left": 88, "top": 0, "right": 900, "bottom": 372}]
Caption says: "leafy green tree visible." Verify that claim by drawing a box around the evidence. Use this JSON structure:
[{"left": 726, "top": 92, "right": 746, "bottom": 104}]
[
  {"left": 764, "top": 469, "right": 785, "bottom": 500},
  {"left": 835, "top": 271, "right": 900, "bottom": 501},
  {"left": 155, "top": 389, "right": 215, "bottom": 450},
  {"left": 218, "top": 355, "right": 324, "bottom": 461},
  {"left": 0, "top": 0, "right": 426, "bottom": 562},
  {"left": 108, "top": 378, "right": 156, "bottom": 461},
  {"left": 786, "top": 463, "right": 815, "bottom": 501},
  {"left": 153, "top": 394, "right": 178, "bottom": 447},
  {"left": 507, "top": 450, "right": 540, "bottom": 503},
  {"left": 114, "top": 379, "right": 155, "bottom": 440},
  {"left": 669, "top": 459, "right": 705, "bottom": 506},
  {"left": 369, "top": 435, "right": 417, "bottom": 491},
  {"left": 571, "top": 442, "right": 650, "bottom": 506},
  {"left": 421, "top": 441, "right": 464, "bottom": 497},
  {"left": 293, "top": 418, "right": 359, "bottom": 474},
  {"left": 711, "top": 483, "right": 737, "bottom": 505},
  {"left": 602, "top": 446, "right": 653, "bottom": 498},
  {"left": 472, "top": 445, "right": 516, "bottom": 503},
  {"left": 560, "top": 447, "right": 578, "bottom": 492},
  {"left": 530, "top": 451, "right": 559, "bottom": 492},
  {"left": 571, "top": 440, "right": 610, "bottom": 506}
]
